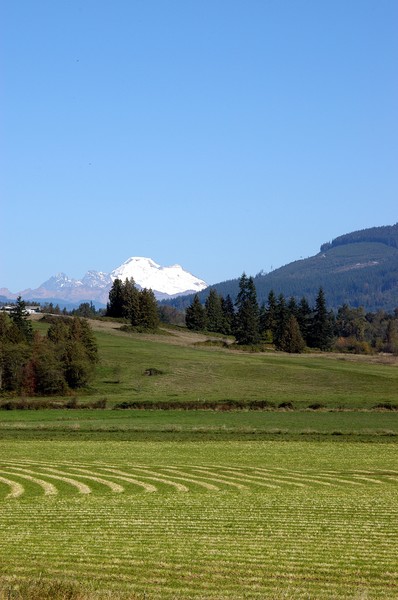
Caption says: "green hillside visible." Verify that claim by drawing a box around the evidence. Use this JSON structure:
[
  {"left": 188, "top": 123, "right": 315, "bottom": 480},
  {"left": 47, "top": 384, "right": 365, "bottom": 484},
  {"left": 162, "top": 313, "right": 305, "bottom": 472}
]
[{"left": 169, "top": 223, "right": 398, "bottom": 312}]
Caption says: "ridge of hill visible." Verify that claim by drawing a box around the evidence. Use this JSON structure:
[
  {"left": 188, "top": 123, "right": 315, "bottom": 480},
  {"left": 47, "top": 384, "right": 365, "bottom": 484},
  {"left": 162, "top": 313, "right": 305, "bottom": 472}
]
[{"left": 167, "top": 223, "right": 398, "bottom": 313}]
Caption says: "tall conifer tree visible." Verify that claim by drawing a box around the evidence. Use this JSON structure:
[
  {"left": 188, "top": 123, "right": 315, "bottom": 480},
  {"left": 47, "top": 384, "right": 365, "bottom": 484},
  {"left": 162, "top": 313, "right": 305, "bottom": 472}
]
[
  {"left": 185, "top": 294, "right": 207, "bottom": 331},
  {"left": 309, "top": 288, "right": 334, "bottom": 350},
  {"left": 234, "top": 274, "right": 260, "bottom": 344}
]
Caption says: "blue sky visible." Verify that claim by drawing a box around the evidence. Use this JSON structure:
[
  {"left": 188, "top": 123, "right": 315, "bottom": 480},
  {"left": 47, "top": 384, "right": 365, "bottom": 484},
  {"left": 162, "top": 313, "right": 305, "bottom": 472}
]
[{"left": 1, "top": 0, "right": 397, "bottom": 292}]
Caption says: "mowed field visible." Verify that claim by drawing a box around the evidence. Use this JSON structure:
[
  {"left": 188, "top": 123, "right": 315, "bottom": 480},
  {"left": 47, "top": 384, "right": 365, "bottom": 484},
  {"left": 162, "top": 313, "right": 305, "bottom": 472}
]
[
  {"left": 1, "top": 319, "right": 398, "bottom": 598},
  {"left": 1, "top": 440, "right": 398, "bottom": 599}
]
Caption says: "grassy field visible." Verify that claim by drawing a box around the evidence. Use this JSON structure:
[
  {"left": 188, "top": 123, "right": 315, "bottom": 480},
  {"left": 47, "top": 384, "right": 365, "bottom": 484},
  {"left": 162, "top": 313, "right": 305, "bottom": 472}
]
[
  {"left": 24, "top": 317, "right": 398, "bottom": 410},
  {"left": 0, "top": 409, "right": 397, "bottom": 442},
  {"left": 0, "top": 440, "right": 397, "bottom": 599},
  {"left": 0, "top": 319, "right": 397, "bottom": 598}
]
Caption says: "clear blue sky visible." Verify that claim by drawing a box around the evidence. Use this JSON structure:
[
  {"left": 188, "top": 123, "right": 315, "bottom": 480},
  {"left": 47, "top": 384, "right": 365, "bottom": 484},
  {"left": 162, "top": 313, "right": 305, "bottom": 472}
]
[{"left": 1, "top": 0, "right": 397, "bottom": 292}]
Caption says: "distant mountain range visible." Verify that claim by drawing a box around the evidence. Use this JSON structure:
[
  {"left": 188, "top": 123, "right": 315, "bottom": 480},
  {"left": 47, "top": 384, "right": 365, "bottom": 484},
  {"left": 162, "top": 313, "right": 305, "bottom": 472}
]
[
  {"left": 2, "top": 224, "right": 398, "bottom": 312},
  {"left": 0, "top": 257, "right": 207, "bottom": 308},
  {"left": 168, "top": 224, "right": 398, "bottom": 313}
]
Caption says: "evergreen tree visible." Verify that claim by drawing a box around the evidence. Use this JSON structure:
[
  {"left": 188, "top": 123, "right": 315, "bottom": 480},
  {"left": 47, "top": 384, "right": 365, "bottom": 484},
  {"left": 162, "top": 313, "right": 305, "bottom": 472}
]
[
  {"left": 287, "top": 296, "right": 298, "bottom": 318},
  {"left": 309, "top": 288, "right": 334, "bottom": 350},
  {"left": 138, "top": 288, "right": 160, "bottom": 330},
  {"left": 279, "top": 315, "right": 305, "bottom": 353},
  {"left": 297, "top": 297, "right": 312, "bottom": 345},
  {"left": 185, "top": 294, "right": 207, "bottom": 331},
  {"left": 233, "top": 274, "right": 260, "bottom": 345},
  {"left": 205, "top": 289, "right": 224, "bottom": 333},
  {"left": 123, "top": 278, "right": 141, "bottom": 324},
  {"left": 106, "top": 279, "right": 125, "bottom": 317},
  {"left": 10, "top": 297, "right": 33, "bottom": 342},
  {"left": 221, "top": 295, "right": 235, "bottom": 335},
  {"left": 274, "top": 294, "right": 289, "bottom": 349},
  {"left": 72, "top": 302, "right": 97, "bottom": 318},
  {"left": 29, "top": 335, "right": 67, "bottom": 395},
  {"left": 261, "top": 290, "right": 278, "bottom": 342}
]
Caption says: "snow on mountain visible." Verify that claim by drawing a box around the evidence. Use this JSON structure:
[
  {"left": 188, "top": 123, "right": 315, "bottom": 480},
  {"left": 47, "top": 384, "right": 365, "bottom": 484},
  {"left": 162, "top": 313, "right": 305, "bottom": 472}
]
[
  {"left": 111, "top": 257, "right": 207, "bottom": 297},
  {"left": 81, "top": 271, "right": 112, "bottom": 288},
  {"left": 2, "top": 257, "right": 207, "bottom": 306},
  {"left": 40, "top": 273, "right": 84, "bottom": 291}
]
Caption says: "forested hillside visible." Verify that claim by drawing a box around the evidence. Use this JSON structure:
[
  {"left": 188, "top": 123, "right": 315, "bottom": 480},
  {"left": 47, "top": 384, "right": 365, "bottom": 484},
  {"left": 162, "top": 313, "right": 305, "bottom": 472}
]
[{"left": 167, "top": 224, "right": 398, "bottom": 312}]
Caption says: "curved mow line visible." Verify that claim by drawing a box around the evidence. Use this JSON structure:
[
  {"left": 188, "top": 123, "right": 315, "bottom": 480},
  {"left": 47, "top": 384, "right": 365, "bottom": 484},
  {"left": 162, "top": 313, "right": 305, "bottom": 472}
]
[
  {"left": 15, "top": 467, "right": 91, "bottom": 494},
  {"left": 147, "top": 468, "right": 220, "bottom": 491},
  {"left": 218, "top": 468, "right": 288, "bottom": 489},
  {"left": 352, "top": 469, "right": 398, "bottom": 476},
  {"left": 63, "top": 468, "right": 125, "bottom": 493},
  {"left": 253, "top": 468, "right": 334, "bottom": 487},
  {"left": 0, "top": 469, "right": 57, "bottom": 495},
  {"left": 97, "top": 469, "right": 157, "bottom": 492},
  {"left": 104, "top": 468, "right": 188, "bottom": 492},
  {"left": 276, "top": 469, "right": 364, "bottom": 487},
  {"left": 186, "top": 468, "right": 249, "bottom": 490},
  {"left": 0, "top": 475, "right": 24, "bottom": 499},
  {"left": 351, "top": 475, "right": 383, "bottom": 484}
]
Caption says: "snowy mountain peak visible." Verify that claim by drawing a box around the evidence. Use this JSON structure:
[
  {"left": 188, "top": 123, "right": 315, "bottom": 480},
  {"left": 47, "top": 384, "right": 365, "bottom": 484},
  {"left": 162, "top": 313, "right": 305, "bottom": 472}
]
[
  {"left": 41, "top": 273, "right": 82, "bottom": 290},
  {"left": 111, "top": 257, "right": 207, "bottom": 297},
  {"left": 81, "top": 271, "right": 112, "bottom": 288},
  {"left": 7, "top": 257, "right": 207, "bottom": 306}
]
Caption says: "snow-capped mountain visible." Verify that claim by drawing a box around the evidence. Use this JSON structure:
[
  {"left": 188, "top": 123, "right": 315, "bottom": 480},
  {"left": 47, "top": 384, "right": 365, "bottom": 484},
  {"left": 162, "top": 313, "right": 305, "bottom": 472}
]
[
  {"left": 111, "top": 257, "right": 207, "bottom": 298},
  {"left": 2, "top": 258, "right": 207, "bottom": 306}
]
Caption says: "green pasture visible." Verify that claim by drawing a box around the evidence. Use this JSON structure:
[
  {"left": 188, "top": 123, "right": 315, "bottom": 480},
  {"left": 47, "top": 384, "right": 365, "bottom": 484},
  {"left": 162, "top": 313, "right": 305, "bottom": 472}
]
[
  {"left": 95, "top": 329, "right": 398, "bottom": 408},
  {"left": 0, "top": 409, "right": 397, "bottom": 441},
  {"left": 0, "top": 440, "right": 397, "bottom": 599},
  {"left": 26, "top": 319, "right": 398, "bottom": 410}
]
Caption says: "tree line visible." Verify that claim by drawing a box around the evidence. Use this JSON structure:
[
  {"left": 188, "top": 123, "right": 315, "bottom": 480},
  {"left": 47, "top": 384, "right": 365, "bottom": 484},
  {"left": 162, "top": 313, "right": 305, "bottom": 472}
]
[
  {"left": 185, "top": 274, "right": 398, "bottom": 354},
  {"left": 105, "top": 278, "right": 160, "bottom": 330},
  {"left": 0, "top": 297, "right": 98, "bottom": 395}
]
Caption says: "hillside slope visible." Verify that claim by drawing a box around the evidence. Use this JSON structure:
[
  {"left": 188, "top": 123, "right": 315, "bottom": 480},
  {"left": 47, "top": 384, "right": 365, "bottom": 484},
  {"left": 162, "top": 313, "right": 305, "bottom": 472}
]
[{"left": 169, "top": 224, "right": 398, "bottom": 312}]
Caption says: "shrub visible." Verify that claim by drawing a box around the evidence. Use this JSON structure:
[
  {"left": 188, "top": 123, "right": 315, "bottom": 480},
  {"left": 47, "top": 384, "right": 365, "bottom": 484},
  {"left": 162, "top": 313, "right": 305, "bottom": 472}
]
[
  {"left": 308, "top": 402, "right": 325, "bottom": 410},
  {"left": 333, "top": 336, "right": 373, "bottom": 354},
  {"left": 279, "top": 401, "right": 294, "bottom": 410}
]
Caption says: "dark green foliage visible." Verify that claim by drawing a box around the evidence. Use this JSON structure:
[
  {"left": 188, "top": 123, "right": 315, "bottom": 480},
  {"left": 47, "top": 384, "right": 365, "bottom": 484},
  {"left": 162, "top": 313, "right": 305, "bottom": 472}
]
[
  {"left": 274, "top": 294, "right": 289, "bottom": 349},
  {"left": 185, "top": 294, "right": 207, "bottom": 331},
  {"left": 71, "top": 302, "right": 97, "bottom": 318},
  {"left": 138, "top": 288, "right": 160, "bottom": 330},
  {"left": 308, "top": 288, "right": 334, "bottom": 350},
  {"left": 106, "top": 278, "right": 125, "bottom": 318},
  {"left": 279, "top": 315, "right": 305, "bottom": 353},
  {"left": 107, "top": 278, "right": 160, "bottom": 330},
  {"left": 220, "top": 295, "right": 234, "bottom": 335},
  {"left": 297, "top": 297, "right": 312, "bottom": 344},
  {"left": 10, "top": 297, "right": 33, "bottom": 342},
  {"left": 123, "top": 278, "right": 141, "bottom": 325},
  {"left": 320, "top": 223, "right": 398, "bottom": 252},
  {"left": 0, "top": 317, "right": 98, "bottom": 395},
  {"left": 177, "top": 278, "right": 398, "bottom": 354},
  {"left": 260, "top": 290, "right": 277, "bottom": 342},
  {"left": 158, "top": 305, "right": 186, "bottom": 326},
  {"left": 29, "top": 335, "right": 67, "bottom": 395},
  {"left": 335, "top": 304, "right": 367, "bottom": 341},
  {"left": 0, "top": 343, "right": 31, "bottom": 392},
  {"left": 205, "top": 289, "right": 225, "bottom": 333},
  {"left": 233, "top": 274, "right": 260, "bottom": 345}
]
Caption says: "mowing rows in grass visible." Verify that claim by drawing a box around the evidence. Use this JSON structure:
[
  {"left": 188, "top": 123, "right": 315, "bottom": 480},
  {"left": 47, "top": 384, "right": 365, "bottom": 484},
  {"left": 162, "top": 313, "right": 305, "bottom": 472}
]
[
  {"left": 0, "top": 441, "right": 397, "bottom": 598},
  {"left": 1, "top": 459, "right": 398, "bottom": 499},
  {"left": 1, "top": 486, "right": 397, "bottom": 598}
]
